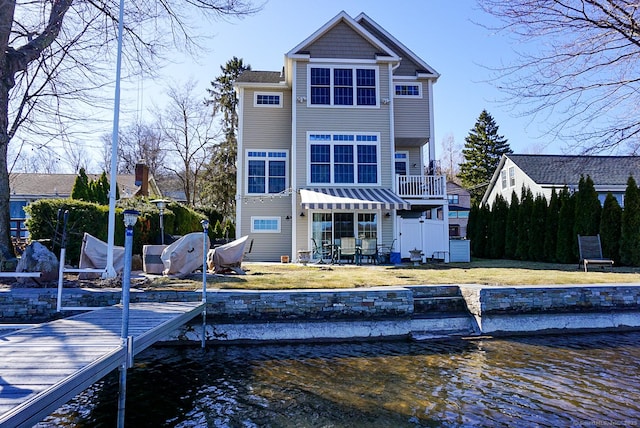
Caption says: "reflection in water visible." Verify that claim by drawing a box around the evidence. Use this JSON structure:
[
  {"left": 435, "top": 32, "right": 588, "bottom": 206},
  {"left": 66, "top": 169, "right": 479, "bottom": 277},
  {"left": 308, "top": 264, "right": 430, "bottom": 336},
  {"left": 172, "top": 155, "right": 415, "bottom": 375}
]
[{"left": 39, "top": 332, "right": 640, "bottom": 427}]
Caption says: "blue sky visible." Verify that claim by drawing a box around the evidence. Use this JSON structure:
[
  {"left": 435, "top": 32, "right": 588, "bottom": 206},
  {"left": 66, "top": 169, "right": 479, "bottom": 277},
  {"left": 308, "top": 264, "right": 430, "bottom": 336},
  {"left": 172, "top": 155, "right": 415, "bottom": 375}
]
[{"left": 141, "top": 0, "right": 561, "bottom": 160}]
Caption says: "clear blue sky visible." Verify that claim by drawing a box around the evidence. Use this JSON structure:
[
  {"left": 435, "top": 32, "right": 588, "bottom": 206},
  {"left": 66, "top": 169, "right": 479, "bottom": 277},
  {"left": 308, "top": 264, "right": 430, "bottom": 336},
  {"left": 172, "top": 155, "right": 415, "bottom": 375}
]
[{"left": 140, "top": 0, "right": 560, "bottom": 160}]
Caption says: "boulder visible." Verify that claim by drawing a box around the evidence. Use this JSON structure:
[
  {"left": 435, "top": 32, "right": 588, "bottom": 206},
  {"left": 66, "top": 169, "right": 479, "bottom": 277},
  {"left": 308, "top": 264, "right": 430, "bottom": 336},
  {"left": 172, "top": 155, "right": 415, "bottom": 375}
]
[{"left": 16, "top": 241, "right": 59, "bottom": 283}]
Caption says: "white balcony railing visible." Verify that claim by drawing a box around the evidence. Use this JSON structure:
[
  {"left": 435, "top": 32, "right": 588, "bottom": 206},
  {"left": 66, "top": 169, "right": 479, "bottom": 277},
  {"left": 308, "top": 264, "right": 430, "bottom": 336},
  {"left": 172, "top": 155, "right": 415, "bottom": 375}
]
[{"left": 396, "top": 174, "right": 447, "bottom": 199}]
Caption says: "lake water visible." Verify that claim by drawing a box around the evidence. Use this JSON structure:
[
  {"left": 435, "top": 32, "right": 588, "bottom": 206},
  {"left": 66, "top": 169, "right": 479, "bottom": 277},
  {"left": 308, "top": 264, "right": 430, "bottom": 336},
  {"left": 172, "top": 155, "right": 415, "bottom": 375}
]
[{"left": 38, "top": 332, "right": 640, "bottom": 427}]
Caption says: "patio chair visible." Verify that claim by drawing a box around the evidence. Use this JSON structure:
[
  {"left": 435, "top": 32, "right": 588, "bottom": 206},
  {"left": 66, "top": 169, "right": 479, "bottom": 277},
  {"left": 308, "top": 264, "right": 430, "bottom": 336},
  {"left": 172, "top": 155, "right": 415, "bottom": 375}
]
[
  {"left": 339, "top": 237, "right": 358, "bottom": 264},
  {"left": 577, "top": 234, "right": 614, "bottom": 272},
  {"left": 360, "top": 238, "right": 378, "bottom": 264},
  {"left": 312, "top": 238, "right": 331, "bottom": 263}
]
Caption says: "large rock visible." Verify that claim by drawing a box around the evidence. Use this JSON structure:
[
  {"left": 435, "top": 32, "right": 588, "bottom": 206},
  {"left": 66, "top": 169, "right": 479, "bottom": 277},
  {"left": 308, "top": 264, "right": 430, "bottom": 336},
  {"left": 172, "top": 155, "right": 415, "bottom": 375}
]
[{"left": 16, "top": 242, "right": 59, "bottom": 283}]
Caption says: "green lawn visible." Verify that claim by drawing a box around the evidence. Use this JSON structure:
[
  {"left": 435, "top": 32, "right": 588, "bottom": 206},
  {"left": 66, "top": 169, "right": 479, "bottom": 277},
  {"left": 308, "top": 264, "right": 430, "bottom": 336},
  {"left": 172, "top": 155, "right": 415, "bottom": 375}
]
[{"left": 140, "top": 259, "right": 640, "bottom": 291}]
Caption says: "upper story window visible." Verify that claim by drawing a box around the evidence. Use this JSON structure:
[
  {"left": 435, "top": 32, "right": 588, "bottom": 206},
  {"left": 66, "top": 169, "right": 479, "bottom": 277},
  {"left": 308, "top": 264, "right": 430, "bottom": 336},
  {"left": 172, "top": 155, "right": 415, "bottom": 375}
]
[
  {"left": 395, "top": 152, "right": 408, "bottom": 176},
  {"left": 447, "top": 194, "right": 459, "bottom": 204},
  {"left": 254, "top": 92, "right": 282, "bottom": 107},
  {"left": 308, "top": 133, "right": 379, "bottom": 185},
  {"left": 394, "top": 83, "right": 421, "bottom": 97},
  {"left": 509, "top": 166, "right": 516, "bottom": 187},
  {"left": 247, "top": 150, "right": 288, "bottom": 194},
  {"left": 309, "top": 66, "right": 378, "bottom": 107},
  {"left": 501, "top": 170, "right": 507, "bottom": 189}
]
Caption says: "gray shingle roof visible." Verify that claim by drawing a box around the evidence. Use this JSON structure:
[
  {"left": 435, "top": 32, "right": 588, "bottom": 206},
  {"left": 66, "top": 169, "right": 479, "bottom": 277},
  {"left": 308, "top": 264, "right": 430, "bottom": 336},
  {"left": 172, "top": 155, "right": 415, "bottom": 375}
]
[
  {"left": 9, "top": 173, "right": 142, "bottom": 198},
  {"left": 509, "top": 154, "right": 640, "bottom": 186},
  {"left": 235, "top": 71, "right": 284, "bottom": 84}
]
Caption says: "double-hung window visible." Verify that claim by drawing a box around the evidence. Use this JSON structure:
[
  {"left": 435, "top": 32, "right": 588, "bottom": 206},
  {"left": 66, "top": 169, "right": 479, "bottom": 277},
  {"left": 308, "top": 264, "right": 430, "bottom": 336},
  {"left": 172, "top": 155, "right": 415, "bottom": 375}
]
[
  {"left": 309, "top": 65, "right": 378, "bottom": 106},
  {"left": 308, "top": 133, "right": 379, "bottom": 185},
  {"left": 247, "top": 150, "right": 288, "bottom": 194}
]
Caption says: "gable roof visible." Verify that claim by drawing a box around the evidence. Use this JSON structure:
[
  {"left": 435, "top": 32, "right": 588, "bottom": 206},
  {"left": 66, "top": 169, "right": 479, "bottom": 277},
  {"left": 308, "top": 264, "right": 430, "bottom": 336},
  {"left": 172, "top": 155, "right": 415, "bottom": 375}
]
[
  {"left": 235, "top": 70, "right": 285, "bottom": 86},
  {"left": 506, "top": 154, "right": 640, "bottom": 186},
  {"left": 9, "top": 173, "right": 154, "bottom": 199},
  {"left": 355, "top": 13, "right": 439, "bottom": 79},
  {"left": 286, "top": 11, "right": 400, "bottom": 61}
]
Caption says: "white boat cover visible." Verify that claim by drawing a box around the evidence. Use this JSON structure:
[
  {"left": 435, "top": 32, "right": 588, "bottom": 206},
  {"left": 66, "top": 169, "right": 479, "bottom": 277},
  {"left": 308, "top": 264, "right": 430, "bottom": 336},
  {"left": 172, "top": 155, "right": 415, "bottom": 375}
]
[
  {"left": 160, "top": 232, "right": 210, "bottom": 277},
  {"left": 78, "top": 233, "right": 125, "bottom": 279},
  {"left": 207, "top": 235, "right": 249, "bottom": 274}
]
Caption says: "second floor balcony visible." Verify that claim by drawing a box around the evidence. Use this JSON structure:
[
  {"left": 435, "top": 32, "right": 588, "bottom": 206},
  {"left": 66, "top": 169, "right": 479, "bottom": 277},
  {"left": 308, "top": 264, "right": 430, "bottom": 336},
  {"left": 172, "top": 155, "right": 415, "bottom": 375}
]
[{"left": 397, "top": 175, "right": 447, "bottom": 199}]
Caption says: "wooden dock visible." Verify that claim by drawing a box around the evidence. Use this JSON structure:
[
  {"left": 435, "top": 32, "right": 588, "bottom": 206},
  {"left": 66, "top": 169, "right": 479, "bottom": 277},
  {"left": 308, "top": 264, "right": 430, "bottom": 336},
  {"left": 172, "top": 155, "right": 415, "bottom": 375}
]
[{"left": 0, "top": 301, "right": 204, "bottom": 428}]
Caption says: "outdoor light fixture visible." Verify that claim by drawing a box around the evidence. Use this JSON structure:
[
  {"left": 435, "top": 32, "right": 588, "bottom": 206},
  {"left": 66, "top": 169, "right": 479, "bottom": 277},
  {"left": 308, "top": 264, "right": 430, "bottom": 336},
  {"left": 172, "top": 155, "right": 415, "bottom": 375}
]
[
  {"left": 151, "top": 199, "right": 169, "bottom": 244},
  {"left": 300, "top": 212, "right": 305, "bottom": 217},
  {"left": 123, "top": 209, "right": 139, "bottom": 228}
]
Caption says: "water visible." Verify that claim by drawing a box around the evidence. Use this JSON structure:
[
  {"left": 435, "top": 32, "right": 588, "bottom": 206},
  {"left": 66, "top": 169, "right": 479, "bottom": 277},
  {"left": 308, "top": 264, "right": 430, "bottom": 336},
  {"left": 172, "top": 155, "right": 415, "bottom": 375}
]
[{"left": 38, "top": 332, "right": 640, "bottom": 427}]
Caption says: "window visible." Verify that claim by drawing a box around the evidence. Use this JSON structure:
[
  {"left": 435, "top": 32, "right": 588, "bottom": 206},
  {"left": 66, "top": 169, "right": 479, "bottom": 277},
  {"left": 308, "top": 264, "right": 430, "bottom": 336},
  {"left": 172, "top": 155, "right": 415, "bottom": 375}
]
[
  {"left": 247, "top": 150, "right": 288, "bottom": 194},
  {"left": 309, "top": 65, "right": 378, "bottom": 106},
  {"left": 395, "top": 152, "right": 408, "bottom": 176},
  {"left": 447, "top": 194, "right": 459, "bottom": 204},
  {"left": 254, "top": 92, "right": 282, "bottom": 107},
  {"left": 394, "top": 83, "right": 421, "bottom": 97},
  {"left": 308, "top": 133, "right": 379, "bottom": 185},
  {"left": 501, "top": 170, "right": 507, "bottom": 189},
  {"left": 509, "top": 166, "right": 516, "bottom": 187},
  {"left": 358, "top": 213, "right": 377, "bottom": 238},
  {"left": 251, "top": 217, "right": 281, "bottom": 233},
  {"left": 449, "top": 224, "right": 460, "bottom": 237},
  {"left": 311, "top": 212, "right": 378, "bottom": 246}
]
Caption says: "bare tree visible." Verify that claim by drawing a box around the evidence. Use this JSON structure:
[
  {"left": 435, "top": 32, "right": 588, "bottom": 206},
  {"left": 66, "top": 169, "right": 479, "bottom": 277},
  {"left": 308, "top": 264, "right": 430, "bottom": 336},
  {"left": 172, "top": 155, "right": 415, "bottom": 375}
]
[
  {"left": 438, "top": 132, "right": 462, "bottom": 183},
  {"left": 160, "top": 79, "right": 219, "bottom": 206},
  {"left": 477, "top": 0, "right": 640, "bottom": 153},
  {"left": 102, "top": 121, "right": 166, "bottom": 175},
  {"left": 0, "top": 0, "right": 260, "bottom": 258}
]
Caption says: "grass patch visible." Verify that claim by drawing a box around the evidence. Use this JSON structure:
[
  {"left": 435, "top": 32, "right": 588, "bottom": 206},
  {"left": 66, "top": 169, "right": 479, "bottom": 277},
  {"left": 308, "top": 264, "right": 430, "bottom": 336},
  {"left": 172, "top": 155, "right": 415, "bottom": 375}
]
[{"left": 141, "top": 259, "right": 640, "bottom": 291}]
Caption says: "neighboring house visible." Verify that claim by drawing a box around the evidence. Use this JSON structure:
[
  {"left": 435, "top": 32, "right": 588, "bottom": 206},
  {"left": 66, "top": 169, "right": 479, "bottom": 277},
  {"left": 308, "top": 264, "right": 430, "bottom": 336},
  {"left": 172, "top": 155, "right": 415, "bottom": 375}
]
[
  {"left": 482, "top": 154, "right": 640, "bottom": 207},
  {"left": 234, "top": 11, "right": 449, "bottom": 262},
  {"left": 447, "top": 182, "right": 471, "bottom": 238},
  {"left": 9, "top": 166, "right": 160, "bottom": 239}
]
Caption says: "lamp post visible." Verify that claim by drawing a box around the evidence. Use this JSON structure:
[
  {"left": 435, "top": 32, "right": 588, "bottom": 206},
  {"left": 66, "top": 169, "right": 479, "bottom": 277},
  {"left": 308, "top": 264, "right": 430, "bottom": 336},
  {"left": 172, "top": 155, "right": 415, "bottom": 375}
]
[
  {"left": 200, "top": 219, "right": 209, "bottom": 349},
  {"left": 151, "top": 199, "right": 168, "bottom": 245},
  {"left": 118, "top": 209, "right": 138, "bottom": 428}
]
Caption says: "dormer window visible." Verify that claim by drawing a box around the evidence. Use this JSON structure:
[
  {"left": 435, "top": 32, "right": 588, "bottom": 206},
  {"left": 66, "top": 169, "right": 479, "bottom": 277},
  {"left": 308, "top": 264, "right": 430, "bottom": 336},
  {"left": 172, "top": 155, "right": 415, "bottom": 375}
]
[{"left": 309, "top": 65, "right": 378, "bottom": 107}]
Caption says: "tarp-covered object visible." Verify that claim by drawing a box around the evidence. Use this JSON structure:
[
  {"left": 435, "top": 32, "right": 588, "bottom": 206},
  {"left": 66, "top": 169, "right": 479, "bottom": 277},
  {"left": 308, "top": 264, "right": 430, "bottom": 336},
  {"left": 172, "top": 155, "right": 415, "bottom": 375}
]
[
  {"left": 161, "top": 232, "right": 210, "bottom": 277},
  {"left": 79, "top": 233, "right": 125, "bottom": 279},
  {"left": 207, "top": 235, "right": 248, "bottom": 274}
]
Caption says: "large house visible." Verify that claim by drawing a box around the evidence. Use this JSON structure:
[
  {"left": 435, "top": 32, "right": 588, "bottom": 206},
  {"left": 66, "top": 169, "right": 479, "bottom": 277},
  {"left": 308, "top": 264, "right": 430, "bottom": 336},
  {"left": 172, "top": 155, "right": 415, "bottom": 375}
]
[
  {"left": 234, "top": 11, "right": 449, "bottom": 262},
  {"left": 482, "top": 154, "right": 640, "bottom": 207}
]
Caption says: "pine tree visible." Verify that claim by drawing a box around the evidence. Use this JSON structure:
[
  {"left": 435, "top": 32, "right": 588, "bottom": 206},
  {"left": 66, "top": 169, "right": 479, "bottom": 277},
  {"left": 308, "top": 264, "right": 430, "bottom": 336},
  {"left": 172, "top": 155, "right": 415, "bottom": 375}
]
[
  {"left": 574, "top": 175, "right": 601, "bottom": 237},
  {"left": 504, "top": 191, "right": 519, "bottom": 259},
  {"left": 529, "top": 194, "right": 547, "bottom": 261},
  {"left": 600, "top": 193, "right": 622, "bottom": 264},
  {"left": 71, "top": 168, "right": 91, "bottom": 201},
  {"left": 202, "top": 57, "right": 251, "bottom": 220},
  {"left": 489, "top": 194, "right": 508, "bottom": 258},
  {"left": 556, "top": 188, "right": 576, "bottom": 264},
  {"left": 543, "top": 188, "right": 560, "bottom": 262},
  {"left": 458, "top": 110, "right": 512, "bottom": 203},
  {"left": 621, "top": 176, "right": 640, "bottom": 266}
]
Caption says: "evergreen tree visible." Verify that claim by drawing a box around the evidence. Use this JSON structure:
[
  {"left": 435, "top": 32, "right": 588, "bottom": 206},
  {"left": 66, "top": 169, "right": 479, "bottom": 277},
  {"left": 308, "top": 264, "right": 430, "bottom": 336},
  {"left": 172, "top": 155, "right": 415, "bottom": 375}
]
[
  {"left": 621, "top": 176, "right": 640, "bottom": 266},
  {"left": 556, "top": 188, "right": 576, "bottom": 263},
  {"left": 203, "top": 57, "right": 251, "bottom": 219},
  {"left": 516, "top": 186, "right": 534, "bottom": 260},
  {"left": 600, "top": 193, "right": 622, "bottom": 264},
  {"left": 574, "top": 175, "right": 601, "bottom": 237},
  {"left": 543, "top": 188, "right": 560, "bottom": 262},
  {"left": 471, "top": 204, "right": 491, "bottom": 258},
  {"left": 458, "top": 110, "right": 512, "bottom": 203},
  {"left": 529, "top": 194, "right": 547, "bottom": 261},
  {"left": 71, "top": 168, "right": 91, "bottom": 201},
  {"left": 489, "top": 194, "right": 508, "bottom": 258},
  {"left": 504, "top": 191, "right": 519, "bottom": 259}
]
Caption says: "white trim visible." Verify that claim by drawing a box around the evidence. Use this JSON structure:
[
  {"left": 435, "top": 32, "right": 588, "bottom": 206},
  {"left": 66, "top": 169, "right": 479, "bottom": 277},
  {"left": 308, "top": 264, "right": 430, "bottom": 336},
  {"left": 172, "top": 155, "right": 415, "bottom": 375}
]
[
  {"left": 253, "top": 92, "right": 283, "bottom": 108},
  {"left": 251, "top": 216, "right": 281, "bottom": 233},
  {"left": 393, "top": 82, "right": 422, "bottom": 98},
  {"left": 236, "top": 87, "right": 245, "bottom": 238},
  {"left": 306, "top": 64, "right": 380, "bottom": 108},
  {"left": 245, "top": 149, "right": 290, "bottom": 195},
  {"left": 308, "top": 58, "right": 380, "bottom": 64},
  {"left": 428, "top": 79, "right": 436, "bottom": 163},
  {"left": 306, "top": 131, "right": 381, "bottom": 186},
  {"left": 291, "top": 61, "right": 298, "bottom": 257}
]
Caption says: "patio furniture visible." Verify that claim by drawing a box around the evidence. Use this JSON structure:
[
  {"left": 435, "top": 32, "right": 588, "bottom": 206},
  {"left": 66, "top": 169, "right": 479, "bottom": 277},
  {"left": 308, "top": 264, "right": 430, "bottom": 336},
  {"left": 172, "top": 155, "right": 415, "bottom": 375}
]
[
  {"left": 360, "top": 238, "right": 378, "bottom": 264},
  {"left": 339, "top": 237, "right": 360, "bottom": 264},
  {"left": 577, "top": 234, "right": 614, "bottom": 272},
  {"left": 312, "top": 238, "right": 331, "bottom": 264}
]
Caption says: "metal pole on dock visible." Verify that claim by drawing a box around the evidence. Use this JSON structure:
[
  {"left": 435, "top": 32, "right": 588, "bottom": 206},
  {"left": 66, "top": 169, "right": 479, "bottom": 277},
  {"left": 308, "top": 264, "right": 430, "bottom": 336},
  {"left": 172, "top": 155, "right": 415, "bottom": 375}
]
[
  {"left": 201, "top": 220, "right": 209, "bottom": 349},
  {"left": 118, "top": 210, "right": 138, "bottom": 428}
]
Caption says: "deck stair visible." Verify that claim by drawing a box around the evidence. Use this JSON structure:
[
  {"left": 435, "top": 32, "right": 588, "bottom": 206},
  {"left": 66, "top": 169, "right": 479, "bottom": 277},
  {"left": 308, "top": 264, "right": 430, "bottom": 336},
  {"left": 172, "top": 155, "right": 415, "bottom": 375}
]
[{"left": 408, "top": 285, "right": 476, "bottom": 339}]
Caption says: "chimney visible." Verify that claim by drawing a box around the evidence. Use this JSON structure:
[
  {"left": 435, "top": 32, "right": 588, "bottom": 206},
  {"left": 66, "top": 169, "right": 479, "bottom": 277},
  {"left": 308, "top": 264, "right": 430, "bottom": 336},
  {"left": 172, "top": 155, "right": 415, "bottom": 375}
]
[{"left": 135, "top": 162, "right": 149, "bottom": 196}]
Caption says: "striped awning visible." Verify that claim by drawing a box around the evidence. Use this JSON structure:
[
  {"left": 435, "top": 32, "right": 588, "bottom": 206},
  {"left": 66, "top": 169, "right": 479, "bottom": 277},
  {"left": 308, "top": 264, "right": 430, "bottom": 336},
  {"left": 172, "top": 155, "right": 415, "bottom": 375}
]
[{"left": 300, "top": 188, "right": 411, "bottom": 210}]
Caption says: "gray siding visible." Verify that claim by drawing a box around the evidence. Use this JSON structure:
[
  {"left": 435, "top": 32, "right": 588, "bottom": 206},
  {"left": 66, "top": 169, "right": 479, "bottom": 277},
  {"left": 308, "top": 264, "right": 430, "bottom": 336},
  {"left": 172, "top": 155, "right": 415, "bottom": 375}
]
[
  {"left": 294, "top": 63, "right": 393, "bottom": 188},
  {"left": 395, "top": 146, "right": 423, "bottom": 176},
  {"left": 393, "top": 82, "right": 430, "bottom": 138},
  {"left": 240, "top": 197, "right": 292, "bottom": 262},
  {"left": 358, "top": 20, "right": 424, "bottom": 76},
  {"left": 298, "top": 22, "right": 379, "bottom": 59}
]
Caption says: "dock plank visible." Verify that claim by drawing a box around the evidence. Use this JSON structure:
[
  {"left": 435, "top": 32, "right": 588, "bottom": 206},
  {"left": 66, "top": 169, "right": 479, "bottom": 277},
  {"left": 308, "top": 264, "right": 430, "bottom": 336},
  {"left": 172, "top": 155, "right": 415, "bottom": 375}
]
[{"left": 0, "top": 301, "right": 203, "bottom": 428}]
